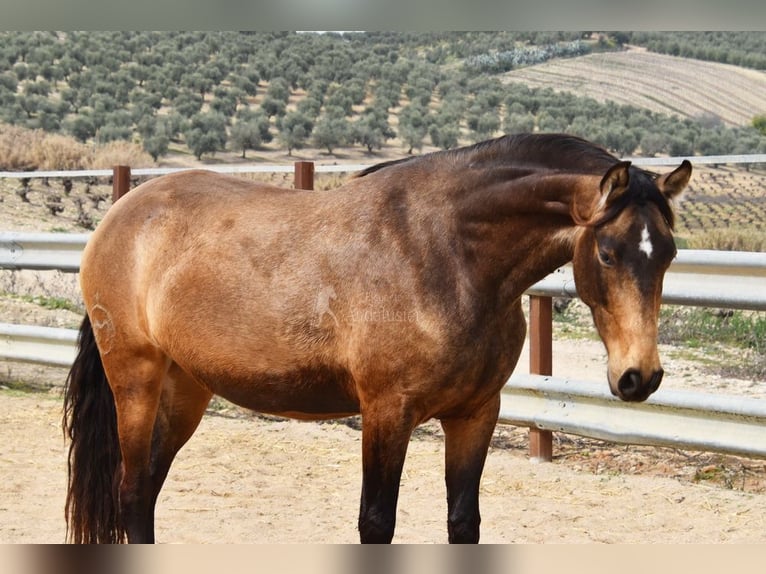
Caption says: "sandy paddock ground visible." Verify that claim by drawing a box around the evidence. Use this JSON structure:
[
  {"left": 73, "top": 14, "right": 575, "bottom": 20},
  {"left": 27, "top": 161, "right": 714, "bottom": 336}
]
[{"left": 2, "top": 329, "right": 766, "bottom": 544}]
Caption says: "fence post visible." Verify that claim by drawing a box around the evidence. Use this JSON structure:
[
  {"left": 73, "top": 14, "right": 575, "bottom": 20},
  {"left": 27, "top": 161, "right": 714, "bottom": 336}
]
[
  {"left": 112, "top": 165, "right": 131, "bottom": 203},
  {"left": 528, "top": 295, "right": 554, "bottom": 462},
  {"left": 294, "top": 161, "right": 315, "bottom": 190}
]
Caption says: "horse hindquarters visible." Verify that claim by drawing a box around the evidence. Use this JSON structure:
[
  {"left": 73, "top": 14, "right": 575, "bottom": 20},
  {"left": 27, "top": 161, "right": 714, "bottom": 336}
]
[
  {"left": 64, "top": 314, "right": 212, "bottom": 543},
  {"left": 63, "top": 314, "right": 124, "bottom": 543},
  {"left": 63, "top": 312, "right": 165, "bottom": 543}
]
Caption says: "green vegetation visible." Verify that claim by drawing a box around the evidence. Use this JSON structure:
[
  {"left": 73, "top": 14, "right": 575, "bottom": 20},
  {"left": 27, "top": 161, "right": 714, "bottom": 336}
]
[
  {"left": 660, "top": 307, "right": 766, "bottom": 355},
  {"left": 555, "top": 300, "right": 765, "bottom": 358},
  {"left": 4, "top": 292, "right": 82, "bottom": 313},
  {"left": 2, "top": 31, "right": 766, "bottom": 169},
  {"left": 464, "top": 40, "right": 591, "bottom": 73},
  {"left": 659, "top": 306, "right": 766, "bottom": 380},
  {"left": 0, "top": 380, "right": 59, "bottom": 395},
  {"left": 624, "top": 32, "right": 766, "bottom": 71},
  {"left": 552, "top": 300, "right": 766, "bottom": 380}
]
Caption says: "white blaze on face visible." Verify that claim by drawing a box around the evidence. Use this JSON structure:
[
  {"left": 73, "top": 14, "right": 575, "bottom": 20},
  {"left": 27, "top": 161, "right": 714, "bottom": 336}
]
[{"left": 638, "top": 224, "right": 653, "bottom": 258}]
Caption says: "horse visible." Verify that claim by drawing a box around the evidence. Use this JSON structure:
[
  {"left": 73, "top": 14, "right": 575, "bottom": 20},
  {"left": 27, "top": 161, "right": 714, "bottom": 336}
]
[{"left": 63, "top": 133, "right": 691, "bottom": 544}]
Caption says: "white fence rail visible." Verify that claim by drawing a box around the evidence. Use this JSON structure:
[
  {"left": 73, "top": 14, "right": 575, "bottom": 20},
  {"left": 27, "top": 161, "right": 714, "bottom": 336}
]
[
  {"left": 500, "top": 375, "right": 766, "bottom": 459},
  {"left": 2, "top": 236, "right": 766, "bottom": 458},
  {"left": 0, "top": 323, "right": 77, "bottom": 367},
  {"left": 530, "top": 249, "right": 766, "bottom": 311},
  {"left": 0, "top": 163, "right": 371, "bottom": 180},
  {"left": 0, "top": 232, "right": 89, "bottom": 272}
]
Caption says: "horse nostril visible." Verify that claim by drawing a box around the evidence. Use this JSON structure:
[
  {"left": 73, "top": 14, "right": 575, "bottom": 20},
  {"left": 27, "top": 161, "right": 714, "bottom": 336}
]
[
  {"left": 617, "top": 369, "right": 643, "bottom": 400},
  {"left": 617, "top": 369, "right": 662, "bottom": 402}
]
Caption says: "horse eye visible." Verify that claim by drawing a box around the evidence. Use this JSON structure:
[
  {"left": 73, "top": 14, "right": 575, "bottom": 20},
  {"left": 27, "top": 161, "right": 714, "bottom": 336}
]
[{"left": 598, "top": 249, "right": 615, "bottom": 267}]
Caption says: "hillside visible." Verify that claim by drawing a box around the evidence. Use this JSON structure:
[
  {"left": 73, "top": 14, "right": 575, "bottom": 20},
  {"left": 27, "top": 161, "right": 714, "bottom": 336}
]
[
  {"left": 502, "top": 48, "right": 766, "bottom": 127},
  {"left": 2, "top": 31, "right": 766, "bottom": 167}
]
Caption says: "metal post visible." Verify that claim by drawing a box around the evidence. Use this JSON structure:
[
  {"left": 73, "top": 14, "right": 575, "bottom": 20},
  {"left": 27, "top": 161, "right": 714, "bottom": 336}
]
[
  {"left": 112, "top": 165, "right": 131, "bottom": 203},
  {"left": 528, "top": 295, "right": 553, "bottom": 462},
  {"left": 294, "top": 161, "right": 314, "bottom": 190}
]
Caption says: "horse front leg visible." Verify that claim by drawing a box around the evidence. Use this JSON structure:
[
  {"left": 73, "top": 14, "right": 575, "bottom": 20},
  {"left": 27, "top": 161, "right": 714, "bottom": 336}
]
[
  {"left": 439, "top": 393, "right": 501, "bottom": 543},
  {"left": 358, "top": 401, "right": 417, "bottom": 543}
]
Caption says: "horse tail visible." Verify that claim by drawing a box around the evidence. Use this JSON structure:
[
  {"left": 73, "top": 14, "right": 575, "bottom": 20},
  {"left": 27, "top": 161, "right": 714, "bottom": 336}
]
[{"left": 62, "top": 314, "right": 125, "bottom": 543}]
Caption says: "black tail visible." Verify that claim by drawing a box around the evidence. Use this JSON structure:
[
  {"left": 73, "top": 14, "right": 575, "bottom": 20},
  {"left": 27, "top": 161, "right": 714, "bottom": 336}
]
[{"left": 62, "top": 314, "right": 125, "bottom": 543}]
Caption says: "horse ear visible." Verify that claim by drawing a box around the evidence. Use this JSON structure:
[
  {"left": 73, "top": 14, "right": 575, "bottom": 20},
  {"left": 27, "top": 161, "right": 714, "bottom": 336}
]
[
  {"left": 656, "top": 159, "right": 692, "bottom": 200},
  {"left": 571, "top": 161, "right": 632, "bottom": 226},
  {"left": 600, "top": 161, "right": 632, "bottom": 207}
]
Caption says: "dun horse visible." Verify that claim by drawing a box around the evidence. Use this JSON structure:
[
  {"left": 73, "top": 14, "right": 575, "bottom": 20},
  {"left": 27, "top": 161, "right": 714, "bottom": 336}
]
[{"left": 63, "top": 133, "right": 691, "bottom": 543}]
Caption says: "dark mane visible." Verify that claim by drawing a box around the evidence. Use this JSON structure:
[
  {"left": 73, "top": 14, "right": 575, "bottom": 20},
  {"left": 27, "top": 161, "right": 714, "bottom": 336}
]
[
  {"left": 354, "top": 132, "right": 674, "bottom": 228},
  {"left": 455, "top": 132, "right": 620, "bottom": 175},
  {"left": 354, "top": 133, "right": 619, "bottom": 179},
  {"left": 354, "top": 156, "right": 417, "bottom": 178}
]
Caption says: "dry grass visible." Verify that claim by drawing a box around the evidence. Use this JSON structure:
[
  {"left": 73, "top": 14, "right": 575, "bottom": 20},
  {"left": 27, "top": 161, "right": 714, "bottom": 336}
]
[
  {"left": 0, "top": 123, "right": 153, "bottom": 171},
  {"left": 91, "top": 141, "right": 155, "bottom": 170},
  {"left": 0, "top": 125, "right": 85, "bottom": 170},
  {"left": 685, "top": 229, "right": 766, "bottom": 251},
  {"left": 30, "top": 133, "right": 93, "bottom": 170}
]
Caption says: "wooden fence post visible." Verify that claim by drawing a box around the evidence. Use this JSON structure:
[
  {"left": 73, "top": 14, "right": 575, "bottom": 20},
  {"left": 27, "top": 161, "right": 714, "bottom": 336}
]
[
  {"left": 294, "top": 161, "right": 314, "bottom": 190},
  {"left": 112, "top": 165, "right": 131, "bottom": 203},
  {"left": 528, "top": 295, "right": 554, "bottom": 462}
]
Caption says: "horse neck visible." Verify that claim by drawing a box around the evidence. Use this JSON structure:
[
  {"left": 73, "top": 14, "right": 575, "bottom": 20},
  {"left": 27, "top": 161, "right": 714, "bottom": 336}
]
[{"left": 455, "top": 171, "right": 599, "bottom": 299}]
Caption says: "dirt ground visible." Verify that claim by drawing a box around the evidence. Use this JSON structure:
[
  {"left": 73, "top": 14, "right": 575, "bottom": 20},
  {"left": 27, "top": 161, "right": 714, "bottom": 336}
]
[{"left": 2, "top": 329, "right": 766, "bottom": 544}]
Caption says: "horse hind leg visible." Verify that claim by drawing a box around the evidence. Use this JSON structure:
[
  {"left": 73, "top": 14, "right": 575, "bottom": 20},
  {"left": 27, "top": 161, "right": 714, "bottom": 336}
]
[
  {"left": 101, "top": 346, "right": 169, "bottom": 543},
  {"left": 110, "top": 356, "right": 211, "bottom": 544},
  {"left": 439, "top": 393, "right": 501, "bottom": 543},
  {"left": 147, "top": 363, "right": 212, "bottom": 521}
]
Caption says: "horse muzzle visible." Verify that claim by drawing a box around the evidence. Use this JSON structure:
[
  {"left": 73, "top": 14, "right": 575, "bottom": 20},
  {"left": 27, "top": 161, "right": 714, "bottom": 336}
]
[{"left": 611, "top": 368, "right": 664, "bottom": 402}]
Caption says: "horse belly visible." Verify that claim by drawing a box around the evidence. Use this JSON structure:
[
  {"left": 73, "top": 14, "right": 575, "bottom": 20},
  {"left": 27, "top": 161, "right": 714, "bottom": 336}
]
[{"left": 198, "top": 364, "right": 361, "bottom": 421}]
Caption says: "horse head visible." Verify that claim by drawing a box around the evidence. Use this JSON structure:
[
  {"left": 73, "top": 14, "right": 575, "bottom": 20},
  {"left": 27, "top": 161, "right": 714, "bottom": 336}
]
[{"left": 571, "top": 160, "right": 692, "bottom": 402}]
